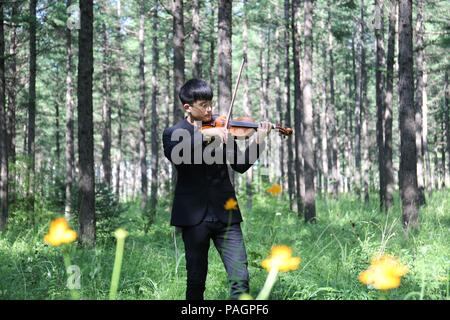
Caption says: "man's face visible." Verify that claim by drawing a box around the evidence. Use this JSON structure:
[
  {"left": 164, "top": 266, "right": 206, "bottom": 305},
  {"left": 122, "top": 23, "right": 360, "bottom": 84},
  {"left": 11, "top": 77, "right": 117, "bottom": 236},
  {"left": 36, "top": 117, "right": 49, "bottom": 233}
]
[{"left": 185, "top": 100, "right": 213, "bottom": 122}]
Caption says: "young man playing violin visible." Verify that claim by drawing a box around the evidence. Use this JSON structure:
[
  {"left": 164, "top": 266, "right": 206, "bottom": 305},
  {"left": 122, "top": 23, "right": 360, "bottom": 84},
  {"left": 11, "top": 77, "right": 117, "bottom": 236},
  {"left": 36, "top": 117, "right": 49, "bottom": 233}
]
[{"left": 162, "top": 79, "right": 271, "bottom": 300}]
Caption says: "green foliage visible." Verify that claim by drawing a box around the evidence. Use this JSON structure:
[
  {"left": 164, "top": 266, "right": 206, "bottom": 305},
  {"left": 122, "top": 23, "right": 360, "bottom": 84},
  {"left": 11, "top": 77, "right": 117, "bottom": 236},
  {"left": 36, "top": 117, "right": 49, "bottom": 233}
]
[
  {"left": 71, "top": 182, "right": 128, "bottom": 243},
  {"left": 7, "top": 155, "right": 64, "bottom": 228},
  {"left": 8, "top": 155, "right": 126, "bottom": 242},
  {"left": 95, "top": 183, "right": 129, "bottom": 242},
  {"left": 1, "top": 189, "right": 449, "bottom": 300}
]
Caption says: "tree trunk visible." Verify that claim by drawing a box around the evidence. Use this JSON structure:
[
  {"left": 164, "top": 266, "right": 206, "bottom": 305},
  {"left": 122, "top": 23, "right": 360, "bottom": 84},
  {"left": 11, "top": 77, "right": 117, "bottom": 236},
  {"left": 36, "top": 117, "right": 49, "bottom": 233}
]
[
  {"left": 242, "top": 0, "right": 250, "bottom": 119},
  {"left": 0, "top": 2, "right": 8, "bottom": 231},
  {"left": 320, "top": 48, "right": 328, "bottom": 195},
  {"left": 344, "top": 65, "right": 353, "bottom": 193},
  {"left": 441, "top": 114, "right": 446, "bottom": 187},
  {"left": 243, "top": 0, "right": 253, "bottom": 211},
  {"left": 360, "top": 0, "right": 370, "bottom": 204},
  {"left": 115, "top": 0, "right": 123, "bottom": 199},
  {"left": 123, "top": 162, "right": 128, "bottom": 199},
  {"left": 101, "top": 2, "right": 112, "bottom": 188},
  {"left": 77, "top": 0, "right": 96, "bottom": 246},
  {"left": 173, "top": 0, "right": 185, "bottom": 124},
  {"left": 55, "top": 99, "right": 61, "bottom": 166},
  {"left": 375, "top": 0, "right": 386, "bottom": 211},
  {"left": 218, "top": 0, "right": 234, "bottom": 184},
  {"left": 22, "top": 122, "right": 27, "bottom": 155},
  {"left": 115, "top": 104, "right": 123, "bottom": 198},
  {"left": 264, "top": 25, "right": 271, "bottom": 189},
  {"left": 258, "top": 31, "right": 265, "bottom": 121},
  {"left": 138, "top": 0, "right": 148, "bottom": 215},
  {"left": 132, "top": 156, "right": 138, "bottom": 199},
  {"left": 445, "top": 70, "right": 450, "bottom": 186},
  {"left": 422, "top": 61, "right": 430, "bottom": 194},
  {"left": 362, "top": 82, "right": 370, "bottom": 204},
  {"left": 292, "top": 0, "right": 304, "bottom": 213},
  {"left": 28, "top": 0, "right": 37, "bottom": 220},
  {"left": 218, "top": 0, "right": 232, "bottom": 115},
  {"left": 327, "top": 6, "right": 339, "bottom": 198},
  {"left": 354, "top": 22, "right": 362, "bottom": 200},
  {"left": 209, "top": 4, "right": 215, "bottom": 89},
  {"left": 384, "top": 0, "right": 396, "bottom": 210},
  {"left": 162, "top": 42, "right": 172, "bottom": 194},
  {"left": 7, "top": 1, "right": 18, "bottom": 204},
  {"left": 315, "top": 98, "right": 322, "bottom": 195},
  {"left": 172, "top": 0, "right": 185, "bottom": 189},
  {"left": 433, "top": 130, "right": 439, "bottom": 189},
  {"left": 414, "top": 0, "right": 426, "bottom": 206},
  {"left": 284, "top": 0, "right": 294, "bottom": 210},
  {"left": 258, "top": 29, "right": 270, "bottom": 184},
  {"left": 302, "top": 0, "right": 316, "bottom": 222},
  {"left": 65, "top": 0, "right": 75, "bottom": 220},
  {"left": 274, "top": 23, "right": 286, "bottom": 192},
  {"left": 148, "top": 1, "right": 160, "bottom": 230},
  {"left": 264, "top": 31, "right": 271, "bottom": 122},
  {"left": 192, "top": 0, "right": 201, "bottom": 78},
  {"left": 398, "top": 0, "right": 419, "bottom": 230}
]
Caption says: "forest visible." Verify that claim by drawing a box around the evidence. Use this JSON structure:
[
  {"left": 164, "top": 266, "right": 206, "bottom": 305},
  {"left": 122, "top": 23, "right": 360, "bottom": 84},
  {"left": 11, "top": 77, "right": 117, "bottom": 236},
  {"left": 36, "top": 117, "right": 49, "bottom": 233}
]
[{"left": 0, "top": 0, "right": 449, "bottom": 300}]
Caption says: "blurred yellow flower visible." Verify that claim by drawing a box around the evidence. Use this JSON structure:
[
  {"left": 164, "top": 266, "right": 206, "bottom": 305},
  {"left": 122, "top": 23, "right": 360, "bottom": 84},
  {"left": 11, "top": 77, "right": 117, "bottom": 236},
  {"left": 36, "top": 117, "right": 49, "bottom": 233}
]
[
  {"left": 266, "top": 183, "right": 282, "bottom": 196},
  {"left": 238, "top": 293, "right": 254, "bottom": 300},
  {"left": 261, "top": 245, "right": 301, "bottom": 272},
  {"left": 44, "top": 217, "right": 77, "bottom": 247},
  {"left": 224, "top": 198, "right": 238, "bottom": 210},
  {"left": 114, "top": 228, "right": 129, "bottom": 240},
  {"left": 358, "top": 254, "right": 408, "bottom": 291}
]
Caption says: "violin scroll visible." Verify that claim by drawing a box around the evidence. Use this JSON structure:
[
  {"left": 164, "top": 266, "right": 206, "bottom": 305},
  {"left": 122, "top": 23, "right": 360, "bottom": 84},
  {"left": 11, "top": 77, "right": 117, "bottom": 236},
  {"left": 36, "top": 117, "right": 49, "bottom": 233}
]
[{"left": 274, "top": 125, "right": 293, "bottom": 137}]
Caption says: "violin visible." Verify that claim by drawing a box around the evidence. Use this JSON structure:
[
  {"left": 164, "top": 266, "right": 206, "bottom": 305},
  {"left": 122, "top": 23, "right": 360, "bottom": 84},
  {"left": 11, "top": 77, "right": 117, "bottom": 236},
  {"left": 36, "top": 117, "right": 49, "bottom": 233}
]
[
  {"left": 202, "top": 114, "right": 293, "bottom": 138},
  {"left": 202, "top": 58, "right": 293, "bottom": 139}
]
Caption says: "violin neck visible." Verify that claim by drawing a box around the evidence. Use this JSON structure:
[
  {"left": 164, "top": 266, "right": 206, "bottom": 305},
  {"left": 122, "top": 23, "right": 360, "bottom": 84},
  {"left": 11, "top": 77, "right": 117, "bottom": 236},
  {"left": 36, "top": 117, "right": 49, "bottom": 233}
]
[
  {"left": 229, "top": 120, "right": 281, "bottom": 130},
  {"left": 229, "top": 120, "right": 260, "bottom": 129},
  {"left": 225, "top": 118, "right": 291, "bottom": 134}
]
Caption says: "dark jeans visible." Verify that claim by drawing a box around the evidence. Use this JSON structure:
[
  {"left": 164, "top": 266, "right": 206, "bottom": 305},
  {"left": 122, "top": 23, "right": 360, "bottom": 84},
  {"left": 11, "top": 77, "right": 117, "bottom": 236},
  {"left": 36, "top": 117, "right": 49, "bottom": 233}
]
[{"left": 181, "top": 218, "right": 250, "bottom": 300}]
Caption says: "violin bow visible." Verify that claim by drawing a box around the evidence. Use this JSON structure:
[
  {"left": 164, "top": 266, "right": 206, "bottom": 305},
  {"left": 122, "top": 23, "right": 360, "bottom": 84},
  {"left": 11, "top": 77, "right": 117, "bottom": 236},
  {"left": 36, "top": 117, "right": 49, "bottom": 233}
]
[{"left": 224, "top": 59, "right": 246, "bottom": 130}]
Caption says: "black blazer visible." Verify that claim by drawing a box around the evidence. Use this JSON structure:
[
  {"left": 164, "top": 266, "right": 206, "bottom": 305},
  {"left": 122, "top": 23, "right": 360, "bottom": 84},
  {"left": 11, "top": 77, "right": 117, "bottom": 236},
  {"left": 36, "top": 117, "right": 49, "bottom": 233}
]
[{"left": 162, "top": 118, "right": 263, "bottom": 227}]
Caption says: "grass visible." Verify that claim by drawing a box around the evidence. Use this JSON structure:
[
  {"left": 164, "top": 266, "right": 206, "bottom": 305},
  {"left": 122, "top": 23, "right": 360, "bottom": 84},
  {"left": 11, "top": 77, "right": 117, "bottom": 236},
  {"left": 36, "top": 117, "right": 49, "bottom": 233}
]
[{"left": 0, "top": 188, "right": 449, "bottom": 300}]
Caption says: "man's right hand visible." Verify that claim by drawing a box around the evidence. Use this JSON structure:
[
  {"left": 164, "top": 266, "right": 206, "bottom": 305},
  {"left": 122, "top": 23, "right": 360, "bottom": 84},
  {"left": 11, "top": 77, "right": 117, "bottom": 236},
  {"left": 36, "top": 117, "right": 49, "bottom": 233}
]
[{"left": 201, "top": 127, "right": 228, "bottom": 144}]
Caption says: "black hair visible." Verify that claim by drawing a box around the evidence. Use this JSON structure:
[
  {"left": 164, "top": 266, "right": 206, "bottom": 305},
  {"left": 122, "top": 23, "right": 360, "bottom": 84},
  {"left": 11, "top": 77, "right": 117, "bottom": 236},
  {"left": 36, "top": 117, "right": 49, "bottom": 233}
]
[{"left": 178, "top": 79, "right": 213, "bottom": 105}]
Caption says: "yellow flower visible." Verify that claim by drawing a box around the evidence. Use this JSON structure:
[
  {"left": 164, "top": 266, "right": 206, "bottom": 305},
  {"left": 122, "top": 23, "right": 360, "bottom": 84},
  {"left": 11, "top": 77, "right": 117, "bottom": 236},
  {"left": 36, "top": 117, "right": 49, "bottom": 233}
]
[
  {"left": 261, "top": 245, "right": 301, "bottom": 272},
  {"left": 358, "top": 254, "right": 408, "bottom": 291},
  {"left": 114, "top": 228, "right": 129, "bottom": 240},
  {"left": 238, "top": 293, "right": 254, "bottom": 300},
  {"left": 224, "top": 198, "right": 238, "bottom": 210},
  {"left": 266, "top": 183, "right": 282, "bottom": 196},
  {"left": 44, "top": 217, "right": 77, "bottom": 247}
]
